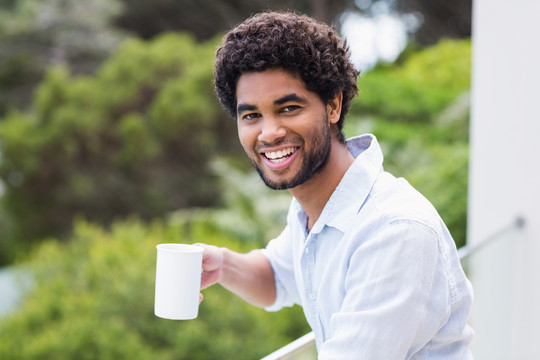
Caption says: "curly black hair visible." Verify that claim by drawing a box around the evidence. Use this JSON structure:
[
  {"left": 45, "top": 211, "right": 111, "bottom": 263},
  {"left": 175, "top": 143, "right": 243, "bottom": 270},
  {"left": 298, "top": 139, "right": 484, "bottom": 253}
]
[{"left": 214, "top": 11, "right": 360, "bottom": 142}]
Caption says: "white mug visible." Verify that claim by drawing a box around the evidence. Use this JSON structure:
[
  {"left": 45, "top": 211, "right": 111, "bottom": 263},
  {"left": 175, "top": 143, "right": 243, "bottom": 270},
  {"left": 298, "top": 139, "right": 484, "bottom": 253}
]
[{"left": 154, "top": 243, "right": 203, "bottom": 320}]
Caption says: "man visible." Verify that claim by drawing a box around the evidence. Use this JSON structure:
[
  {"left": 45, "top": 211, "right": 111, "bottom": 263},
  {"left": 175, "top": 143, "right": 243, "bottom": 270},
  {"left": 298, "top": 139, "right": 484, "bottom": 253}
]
[{"left": 199, "top": 11, "right": 474, "bottom": 359}]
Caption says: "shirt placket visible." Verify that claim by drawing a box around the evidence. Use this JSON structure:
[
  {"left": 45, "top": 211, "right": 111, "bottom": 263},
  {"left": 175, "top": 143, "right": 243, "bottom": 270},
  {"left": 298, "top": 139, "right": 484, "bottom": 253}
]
[{"left": 301, "top": 233, "right": 324, "bottom": 343}]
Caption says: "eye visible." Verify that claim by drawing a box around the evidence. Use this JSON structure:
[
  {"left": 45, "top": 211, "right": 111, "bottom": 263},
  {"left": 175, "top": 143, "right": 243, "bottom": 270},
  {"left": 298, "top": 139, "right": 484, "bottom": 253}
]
[
  {"left": 242, "top": 112, "right": 260, "bottom": 121},
  {"left": 281, "top": 105, "right": 300, "bottom": 113}
]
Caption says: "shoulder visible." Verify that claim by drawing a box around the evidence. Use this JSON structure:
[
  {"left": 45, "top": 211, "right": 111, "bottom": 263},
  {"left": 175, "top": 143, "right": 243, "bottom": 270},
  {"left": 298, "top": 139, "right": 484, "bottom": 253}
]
[
  {"left": 341, "top": 170, "right": 452, "bottom": 260},
  {"left": 367, "top": 171, "right": 443, "bottom": 232}
]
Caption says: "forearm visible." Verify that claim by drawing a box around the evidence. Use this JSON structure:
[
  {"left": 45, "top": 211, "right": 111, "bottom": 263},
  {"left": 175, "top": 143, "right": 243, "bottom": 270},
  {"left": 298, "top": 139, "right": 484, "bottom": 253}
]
[{"left": 220, "top": 248, "right": 276, "bottom": 308}]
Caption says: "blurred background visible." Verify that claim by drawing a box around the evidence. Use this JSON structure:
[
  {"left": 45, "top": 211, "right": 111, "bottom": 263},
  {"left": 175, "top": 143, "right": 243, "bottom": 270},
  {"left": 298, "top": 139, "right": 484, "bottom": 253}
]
[{"left": 0, "top": 0, "right": 474, "bottom": 359}]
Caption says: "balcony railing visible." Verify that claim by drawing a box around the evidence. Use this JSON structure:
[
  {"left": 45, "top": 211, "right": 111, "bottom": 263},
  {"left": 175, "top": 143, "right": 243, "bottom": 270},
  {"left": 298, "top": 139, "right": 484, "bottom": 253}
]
[
  {"left": 260, "top": 332, "right": 316, "bottom": 360},
  {"left": 260, "top": 216, "right": 526, "bottom": 360}
]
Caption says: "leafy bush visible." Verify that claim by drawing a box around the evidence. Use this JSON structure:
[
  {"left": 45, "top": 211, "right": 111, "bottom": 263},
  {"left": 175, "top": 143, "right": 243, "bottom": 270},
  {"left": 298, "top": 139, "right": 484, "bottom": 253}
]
[
  {"left": 0, "top": 33, "right": 240, "bottom": 263},
  {"left": 0, "top": 0, "right": 126, "bottom": 116},
  {"left": 351, "top": 39, "right": 471, "bottom": 122},
  {"left": 0, "top": 219, "right": 309, "bottom": 359}
]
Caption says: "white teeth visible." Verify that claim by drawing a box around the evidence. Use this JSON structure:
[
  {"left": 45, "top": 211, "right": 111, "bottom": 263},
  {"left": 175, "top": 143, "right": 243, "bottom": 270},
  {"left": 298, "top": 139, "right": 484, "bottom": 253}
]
[{"left": 264, "top": 147, "right": 296, "bottom": 161}]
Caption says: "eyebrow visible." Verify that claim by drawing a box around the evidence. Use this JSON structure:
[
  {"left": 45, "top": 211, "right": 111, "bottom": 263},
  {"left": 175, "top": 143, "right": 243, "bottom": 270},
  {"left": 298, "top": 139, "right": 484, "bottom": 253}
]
[
  {"left": 274, "top": 93, "right": 308, "bottom": 106},
  {"left": 237, "top": 93, "right": 308, "bottom": 115},
  {"left": 237, "top": 103, "right": 257, "bottom": 114}
]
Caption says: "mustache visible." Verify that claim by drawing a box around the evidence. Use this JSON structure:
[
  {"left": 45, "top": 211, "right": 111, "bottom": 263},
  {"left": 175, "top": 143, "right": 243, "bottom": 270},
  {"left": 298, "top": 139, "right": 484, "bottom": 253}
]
[{"left": 255, "top": 138, "right": 303, "bottom": 152}]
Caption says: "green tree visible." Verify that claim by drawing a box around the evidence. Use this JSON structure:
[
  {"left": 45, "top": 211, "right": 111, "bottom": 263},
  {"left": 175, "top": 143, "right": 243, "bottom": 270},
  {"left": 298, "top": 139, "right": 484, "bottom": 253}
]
[
  {"left": 0, "top": 33, "right": 240, "bottom": 264},
  {"left": 112, "top": 0, "right": 351, "bottom": 41},
  {"left": 0, "top": 0, "right": 126, "bottom": 116},
  {"left": 351, "top": 0, "right": 471, "bottom": 45},
  {"left": 351, "top": 39, "right": 471, "bottom": 121},
  {"left": 0, "top": 219, "right": 309, "bottom": 360}
]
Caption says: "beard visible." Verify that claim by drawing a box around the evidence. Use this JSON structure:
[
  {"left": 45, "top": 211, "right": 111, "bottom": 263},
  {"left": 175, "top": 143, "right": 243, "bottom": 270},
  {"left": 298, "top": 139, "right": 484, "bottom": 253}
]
[{"left": 250, "top": 115, "right": 332, "bottom": 190}]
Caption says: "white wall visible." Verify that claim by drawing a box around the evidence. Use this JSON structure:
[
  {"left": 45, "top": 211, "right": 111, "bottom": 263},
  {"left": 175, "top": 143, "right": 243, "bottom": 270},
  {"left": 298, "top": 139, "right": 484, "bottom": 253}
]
[{"left": 468, "top": 0, "right": 540, "bottom": 359}]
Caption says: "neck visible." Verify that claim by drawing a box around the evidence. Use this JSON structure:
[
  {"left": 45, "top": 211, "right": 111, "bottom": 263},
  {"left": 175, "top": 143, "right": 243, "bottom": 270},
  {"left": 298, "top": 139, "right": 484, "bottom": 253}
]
[{"left": 289, "top": 139, "right": 354, "bottom": 231}]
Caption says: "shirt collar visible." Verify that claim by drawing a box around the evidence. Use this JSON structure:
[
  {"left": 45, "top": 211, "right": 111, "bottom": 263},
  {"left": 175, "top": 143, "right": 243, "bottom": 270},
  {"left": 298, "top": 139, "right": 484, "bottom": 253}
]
[{"left": 307, "top": 133, "right": 384, "bottom": 234}]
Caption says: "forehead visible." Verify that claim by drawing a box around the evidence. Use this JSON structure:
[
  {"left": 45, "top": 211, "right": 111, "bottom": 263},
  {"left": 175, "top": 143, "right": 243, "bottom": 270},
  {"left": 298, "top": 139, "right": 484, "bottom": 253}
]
[{"left": 236, "top": 68, "right": 312, "bottom": 107}]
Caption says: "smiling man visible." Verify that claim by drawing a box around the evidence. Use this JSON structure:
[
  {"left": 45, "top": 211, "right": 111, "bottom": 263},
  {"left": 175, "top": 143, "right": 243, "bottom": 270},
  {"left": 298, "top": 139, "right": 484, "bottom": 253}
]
[{"left": 198, "top": 11, "right": 474, "bottom": 359}]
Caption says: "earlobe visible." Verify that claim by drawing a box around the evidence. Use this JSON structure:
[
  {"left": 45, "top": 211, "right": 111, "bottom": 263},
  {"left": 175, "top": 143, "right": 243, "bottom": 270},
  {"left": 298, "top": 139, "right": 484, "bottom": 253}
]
[{"left": 327, "top": 92, "right": 343, "bottom": 124}]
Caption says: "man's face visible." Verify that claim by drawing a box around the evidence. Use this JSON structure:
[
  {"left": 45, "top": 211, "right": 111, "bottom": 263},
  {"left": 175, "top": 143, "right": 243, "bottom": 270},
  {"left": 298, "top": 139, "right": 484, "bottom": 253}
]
[{"left": 235, "top": 68, "right": 333, "bottom": 190}]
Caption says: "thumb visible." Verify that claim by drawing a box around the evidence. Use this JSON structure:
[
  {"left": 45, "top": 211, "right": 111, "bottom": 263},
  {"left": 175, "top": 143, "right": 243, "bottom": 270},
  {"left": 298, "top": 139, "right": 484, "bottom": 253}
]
[{"left": 194, "top": 243, "right": 224, "bottom": 289}]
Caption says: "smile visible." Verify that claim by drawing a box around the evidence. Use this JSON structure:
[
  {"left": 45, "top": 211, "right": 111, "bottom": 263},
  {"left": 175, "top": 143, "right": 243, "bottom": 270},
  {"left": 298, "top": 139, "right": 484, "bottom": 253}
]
[{"left": 263, "top": 147, "right": 298, "bottom": 163}]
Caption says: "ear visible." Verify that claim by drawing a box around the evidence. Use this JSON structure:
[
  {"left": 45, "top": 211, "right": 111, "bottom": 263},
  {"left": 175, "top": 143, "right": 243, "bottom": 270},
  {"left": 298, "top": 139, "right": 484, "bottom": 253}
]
[{"left": 326, "top": 92, "right": 343, "bottom": 125}]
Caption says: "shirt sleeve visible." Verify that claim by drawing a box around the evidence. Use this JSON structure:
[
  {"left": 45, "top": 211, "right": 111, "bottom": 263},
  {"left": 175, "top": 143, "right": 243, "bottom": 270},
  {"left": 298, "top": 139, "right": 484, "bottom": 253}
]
[
  {"left": 261, "top": 224, "right": 302, "bottom": 311},
  {"left": 318, "top": 220, "right": 456, "bottom": 360}
]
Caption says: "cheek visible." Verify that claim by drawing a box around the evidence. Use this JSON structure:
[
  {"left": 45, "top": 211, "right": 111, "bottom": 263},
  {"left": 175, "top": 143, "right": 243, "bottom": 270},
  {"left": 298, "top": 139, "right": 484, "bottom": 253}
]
[
  {"left": 237, "top": 124, "right": 256, "bottom": 151},
  {"left": 305, "top": 115, "right": 328, "bottom": 141}
]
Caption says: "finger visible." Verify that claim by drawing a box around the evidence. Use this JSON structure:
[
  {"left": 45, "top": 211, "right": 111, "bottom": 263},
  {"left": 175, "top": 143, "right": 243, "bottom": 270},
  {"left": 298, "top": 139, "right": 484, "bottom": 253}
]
[
  {"left": 200, "top": 269, "right": 220, "bottom": 290},
  {"left": 194, "top": 243, "right": 214, "bottom": 264}
]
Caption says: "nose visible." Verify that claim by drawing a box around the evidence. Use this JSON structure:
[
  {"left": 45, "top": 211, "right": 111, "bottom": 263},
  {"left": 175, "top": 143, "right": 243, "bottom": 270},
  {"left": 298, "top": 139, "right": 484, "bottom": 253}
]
[{"left": 257, "top": 116, "right": 286, "bottom": 144}]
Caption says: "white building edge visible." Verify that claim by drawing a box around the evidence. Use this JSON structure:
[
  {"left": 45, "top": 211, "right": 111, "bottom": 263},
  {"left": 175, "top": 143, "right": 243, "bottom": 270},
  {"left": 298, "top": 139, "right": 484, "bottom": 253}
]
[{"left": 468, "top": 0, "right": 540, "bottom": 358}]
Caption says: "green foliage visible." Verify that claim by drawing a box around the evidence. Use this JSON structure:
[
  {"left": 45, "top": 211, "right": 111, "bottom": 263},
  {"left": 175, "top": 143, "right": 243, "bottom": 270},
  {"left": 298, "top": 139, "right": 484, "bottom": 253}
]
[
  {"left": 0, "top": 0, "right": 126, "bottom": 116},
  {"left": 0, "top": 33, "right": 240, "bottom": 263},
  {"left": 112, "top": 0, "right": 348, "bottom": 41},
  {"left": 0, "top": 219, "right": 309, "bottom": 359},
  {"left": 351, "top": 39, "right": 471, "bottom": 122},
  {"left": 346, "top": 39, "right": 471, "bottom": 248}
]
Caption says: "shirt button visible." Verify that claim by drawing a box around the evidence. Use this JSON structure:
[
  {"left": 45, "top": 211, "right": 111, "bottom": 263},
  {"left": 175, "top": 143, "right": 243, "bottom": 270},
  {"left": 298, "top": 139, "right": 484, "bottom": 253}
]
[{"left": 309, "top": 293, "right": 317, "bottom": 301}]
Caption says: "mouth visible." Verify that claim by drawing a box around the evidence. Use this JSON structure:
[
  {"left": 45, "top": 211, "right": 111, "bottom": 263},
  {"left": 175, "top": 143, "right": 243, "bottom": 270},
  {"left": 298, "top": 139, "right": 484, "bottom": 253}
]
[{"left": 262, "top": 147, "right": 299, "bottom": 164}]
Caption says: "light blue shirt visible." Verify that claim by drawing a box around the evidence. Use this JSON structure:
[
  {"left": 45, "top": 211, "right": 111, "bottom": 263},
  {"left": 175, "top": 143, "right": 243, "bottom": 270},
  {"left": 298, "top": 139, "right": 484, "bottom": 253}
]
[{"left": 263, "top": 134, "right": 474, "bottom": 359}]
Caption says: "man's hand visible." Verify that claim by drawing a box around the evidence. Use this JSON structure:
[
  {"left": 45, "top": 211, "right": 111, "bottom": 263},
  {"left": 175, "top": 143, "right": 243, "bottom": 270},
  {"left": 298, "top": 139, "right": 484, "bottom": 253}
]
[
  {"left": 194, "top": 244, "right": 276, "bottom": 307},
  {"left": 194, "top": 243, "right": 224, "bottom": 303}
]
